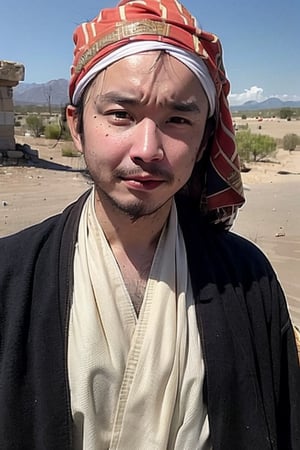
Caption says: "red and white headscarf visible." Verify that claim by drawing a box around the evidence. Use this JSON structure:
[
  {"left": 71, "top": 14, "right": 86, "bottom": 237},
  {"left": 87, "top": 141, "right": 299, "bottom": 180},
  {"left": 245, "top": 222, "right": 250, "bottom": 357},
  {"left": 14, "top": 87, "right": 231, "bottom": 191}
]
[{"left": 69, "top": 0, "right": 245, "bottom": 227}]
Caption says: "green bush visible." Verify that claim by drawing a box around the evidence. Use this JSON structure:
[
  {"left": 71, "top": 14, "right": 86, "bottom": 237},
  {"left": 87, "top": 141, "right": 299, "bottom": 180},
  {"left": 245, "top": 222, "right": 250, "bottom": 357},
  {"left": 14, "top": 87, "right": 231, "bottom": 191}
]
[
  {"left": 44, "top": 121, "right": 73, "bottom": 141},
  {"left": 236, "top": 130, "right": 277, "bottom": 162},
  {"left": 61, "top": 145, "right": 81, "bottom": 157},
  {"left": 26, "top": 114, "right": 44, "bottom": 137},
  {"left": 44, "top": 123, "right": 61, "bottom": 140},
  {"left": 283, "top": 133, "right": 300, "bottom": 152}
]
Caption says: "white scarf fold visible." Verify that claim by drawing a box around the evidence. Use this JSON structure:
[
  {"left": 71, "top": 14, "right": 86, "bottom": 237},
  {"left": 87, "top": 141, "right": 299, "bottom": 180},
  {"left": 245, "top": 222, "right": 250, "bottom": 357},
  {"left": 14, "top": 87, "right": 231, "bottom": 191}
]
[{"left": 68, "top": 190, "right": 211, "bottom": 449}]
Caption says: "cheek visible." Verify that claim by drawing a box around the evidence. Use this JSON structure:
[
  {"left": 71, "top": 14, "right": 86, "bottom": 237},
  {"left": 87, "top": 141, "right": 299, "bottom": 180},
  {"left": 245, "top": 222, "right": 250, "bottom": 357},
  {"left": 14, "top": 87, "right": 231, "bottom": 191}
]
[
  {"left": 86, "top": 116, "right": 105, "bottom": 135},
  {"left": 83, "top": 126, "right": 129, "bottom": 167},
  {"left": 177, "top": 143, "right": 199, "bottom": 169},
  {"left": 172, "top": 148, "right": 198, "bottom": 185},
  {"left": 83, "top": 114, "right": 109, "bottom": 144}
]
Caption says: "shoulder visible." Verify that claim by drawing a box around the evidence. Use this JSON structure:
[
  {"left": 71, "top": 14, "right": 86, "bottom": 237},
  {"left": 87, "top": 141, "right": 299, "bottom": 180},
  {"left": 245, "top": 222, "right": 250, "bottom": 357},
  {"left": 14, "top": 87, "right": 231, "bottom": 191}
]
[
  {"left": 0, "top": 215, "right": 58, "bottom": 275},
  {"left": 215, "top": 228, "right": 272, "bottom": 271},
  {"left": 178, "top": 199, "right": 270, "bottom": 266},
  {"left": 177, "top": 198, "right": 277, "bottom": 287},
  {"left": 0, "top": 190, "right": 90, "bottom": 272}
]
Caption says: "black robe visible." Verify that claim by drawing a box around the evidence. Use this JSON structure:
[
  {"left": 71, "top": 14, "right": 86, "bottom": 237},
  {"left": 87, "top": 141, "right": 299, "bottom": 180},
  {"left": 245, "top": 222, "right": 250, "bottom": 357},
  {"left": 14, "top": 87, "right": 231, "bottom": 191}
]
[{"left": 0, "top": 191, "right": 299, "bottom": 449}]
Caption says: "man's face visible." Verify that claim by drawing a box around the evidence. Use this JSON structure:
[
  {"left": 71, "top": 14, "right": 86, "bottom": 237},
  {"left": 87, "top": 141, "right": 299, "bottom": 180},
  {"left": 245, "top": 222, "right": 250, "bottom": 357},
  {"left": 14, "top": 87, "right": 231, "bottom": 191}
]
[{"left": 68, "top": 51, "right": 209, "bottom": 220}]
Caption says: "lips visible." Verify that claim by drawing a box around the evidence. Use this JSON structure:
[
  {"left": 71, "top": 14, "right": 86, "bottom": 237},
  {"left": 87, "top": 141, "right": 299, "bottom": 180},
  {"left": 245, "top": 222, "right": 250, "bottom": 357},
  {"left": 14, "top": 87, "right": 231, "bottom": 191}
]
[{"left": 121, "top": 175, "right": 165, "bottom": 190}]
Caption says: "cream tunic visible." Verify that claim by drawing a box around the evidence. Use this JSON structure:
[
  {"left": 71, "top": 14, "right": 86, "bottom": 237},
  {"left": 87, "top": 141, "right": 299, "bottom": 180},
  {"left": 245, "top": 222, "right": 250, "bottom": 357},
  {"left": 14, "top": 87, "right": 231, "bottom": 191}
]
[{"left": 68, "top": 191, "right": 211, "bottom": 449}]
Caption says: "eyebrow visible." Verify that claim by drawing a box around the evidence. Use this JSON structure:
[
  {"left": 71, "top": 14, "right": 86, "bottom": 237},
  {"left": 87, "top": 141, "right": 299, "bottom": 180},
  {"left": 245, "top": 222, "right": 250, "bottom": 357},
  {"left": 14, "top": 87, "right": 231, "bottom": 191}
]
[{"left": 97, "top": 92, "right": 201, "bottom": 113}]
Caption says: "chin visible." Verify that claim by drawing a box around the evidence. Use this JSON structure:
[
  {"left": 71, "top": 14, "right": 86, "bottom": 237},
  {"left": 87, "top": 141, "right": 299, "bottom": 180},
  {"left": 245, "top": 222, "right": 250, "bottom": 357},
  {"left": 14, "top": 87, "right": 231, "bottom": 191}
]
[
  {"left": 117, "top": 201, "right": 150, "bottom": 220},
  {"left": 98, "top": 188, "right": 172, "bottom": 220}
]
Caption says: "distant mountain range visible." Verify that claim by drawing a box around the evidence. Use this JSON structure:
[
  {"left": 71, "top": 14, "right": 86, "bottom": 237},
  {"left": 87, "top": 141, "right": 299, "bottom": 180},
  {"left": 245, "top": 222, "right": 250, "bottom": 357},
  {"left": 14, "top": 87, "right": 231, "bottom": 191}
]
[
  {"left": 13, "top": 79, "right": 300, "bottom": 111},
  {"left": 13, "top": 79, "right": 69, "bottom": 107},
  {"left": 230, "top": 97, "right": 300, "bottom": 112}
]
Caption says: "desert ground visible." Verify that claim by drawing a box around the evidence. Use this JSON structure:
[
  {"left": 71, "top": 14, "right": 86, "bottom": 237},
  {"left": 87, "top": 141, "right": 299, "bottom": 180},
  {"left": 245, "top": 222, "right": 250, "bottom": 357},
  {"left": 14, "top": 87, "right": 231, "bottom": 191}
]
[{"left": 1, "top": 118, "right": 300, "bottom": 326}]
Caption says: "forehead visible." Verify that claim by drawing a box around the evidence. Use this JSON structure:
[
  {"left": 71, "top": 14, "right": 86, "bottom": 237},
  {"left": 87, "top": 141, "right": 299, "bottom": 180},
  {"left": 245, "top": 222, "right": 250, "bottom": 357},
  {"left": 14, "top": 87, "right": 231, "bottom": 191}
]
[
  {"left": 108, "top": 51, "right": 187, "bottom": 75},
  {"left": 88, "top": 51, "right": 208, "bottom": 106}
]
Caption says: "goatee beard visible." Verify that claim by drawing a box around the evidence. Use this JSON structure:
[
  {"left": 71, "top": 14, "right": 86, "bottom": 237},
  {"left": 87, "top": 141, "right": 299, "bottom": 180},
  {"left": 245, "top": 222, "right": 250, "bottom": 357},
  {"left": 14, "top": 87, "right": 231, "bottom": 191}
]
[{"left": 94, "top": 184, "right": 171, "bottom": 222}]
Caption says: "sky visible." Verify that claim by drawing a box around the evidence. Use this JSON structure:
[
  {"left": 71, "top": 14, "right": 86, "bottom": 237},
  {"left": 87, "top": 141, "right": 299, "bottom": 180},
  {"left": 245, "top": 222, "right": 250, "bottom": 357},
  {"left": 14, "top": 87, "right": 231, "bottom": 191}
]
[{"left": 1, "top": 0, "right": 299, "bottom": 105}]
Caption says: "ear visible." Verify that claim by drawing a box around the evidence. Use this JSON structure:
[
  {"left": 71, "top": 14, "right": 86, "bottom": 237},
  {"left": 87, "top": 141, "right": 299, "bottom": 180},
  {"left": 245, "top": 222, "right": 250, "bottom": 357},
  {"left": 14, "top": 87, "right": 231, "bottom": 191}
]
[{"left": 66, "top": 105, "right": 83, "bottom": 153}]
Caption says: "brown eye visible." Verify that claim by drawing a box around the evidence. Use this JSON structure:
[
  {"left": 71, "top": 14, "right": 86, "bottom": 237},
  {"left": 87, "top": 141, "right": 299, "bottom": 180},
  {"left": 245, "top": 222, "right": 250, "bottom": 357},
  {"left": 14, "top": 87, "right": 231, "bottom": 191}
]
[
  {"left": 113, "top": 111, "right": 131, "bottom": 120},
  {"left": 105, "top": 110, "right": 134, "bottom": 125},
  {"left": 167, "top": 116, "right": 191, "bottom": 125}
]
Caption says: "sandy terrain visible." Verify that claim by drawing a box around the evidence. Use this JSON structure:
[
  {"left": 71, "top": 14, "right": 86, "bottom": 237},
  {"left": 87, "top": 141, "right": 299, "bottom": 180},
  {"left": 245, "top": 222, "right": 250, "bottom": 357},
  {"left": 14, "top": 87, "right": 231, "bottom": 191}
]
[
  {"left": 0, "top": 136, "right": 89, "bottom": 233},
  {"left": 234, "top": 116, "right": 300, "bottom": 139},
  {"left": 1, "top": 120, "right": 300, "bottom": 326}
]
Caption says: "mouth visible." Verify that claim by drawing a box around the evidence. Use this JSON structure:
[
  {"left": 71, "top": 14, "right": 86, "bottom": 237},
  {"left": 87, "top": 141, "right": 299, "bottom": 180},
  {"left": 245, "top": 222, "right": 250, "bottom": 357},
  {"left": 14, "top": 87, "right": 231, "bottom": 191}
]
[{"left": 120, "top": 175, "right": 165, "bottom": 191}]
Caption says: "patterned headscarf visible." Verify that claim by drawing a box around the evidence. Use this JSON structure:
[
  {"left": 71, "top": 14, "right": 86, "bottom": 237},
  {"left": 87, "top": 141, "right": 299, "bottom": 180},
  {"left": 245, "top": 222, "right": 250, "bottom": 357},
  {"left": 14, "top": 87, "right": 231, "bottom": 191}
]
[{"left": 69, "top": 0, "right": 245, "bottom": 227}]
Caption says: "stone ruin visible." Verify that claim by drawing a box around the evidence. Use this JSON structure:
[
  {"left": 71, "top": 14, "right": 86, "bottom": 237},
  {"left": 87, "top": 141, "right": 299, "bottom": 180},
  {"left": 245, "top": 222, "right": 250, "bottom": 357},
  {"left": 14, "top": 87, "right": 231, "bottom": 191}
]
[{"left": 0, "top": 60, "right": 38, "bottom": 165}]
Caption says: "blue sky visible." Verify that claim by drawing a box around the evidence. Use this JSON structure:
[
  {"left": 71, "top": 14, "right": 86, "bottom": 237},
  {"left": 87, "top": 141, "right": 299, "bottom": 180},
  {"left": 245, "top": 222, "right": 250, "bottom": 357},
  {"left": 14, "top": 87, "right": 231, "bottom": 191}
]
[{"left": 1, "top": 0, "right": 299, "bottom": 105}]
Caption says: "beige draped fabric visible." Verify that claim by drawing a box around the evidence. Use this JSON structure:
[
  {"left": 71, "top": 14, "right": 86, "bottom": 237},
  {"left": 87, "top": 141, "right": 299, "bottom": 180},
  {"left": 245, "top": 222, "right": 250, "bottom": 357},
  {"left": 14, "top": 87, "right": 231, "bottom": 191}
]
[{"left": 68, "top": 190, "right": 211, "bottom": 449}]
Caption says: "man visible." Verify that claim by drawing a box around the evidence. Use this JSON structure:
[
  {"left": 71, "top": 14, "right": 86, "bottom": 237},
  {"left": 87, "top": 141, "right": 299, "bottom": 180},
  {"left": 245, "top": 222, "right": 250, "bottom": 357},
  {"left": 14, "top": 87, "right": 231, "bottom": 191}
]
[{"left": 0, "top": 0, "right": 299, "bottom": 449}]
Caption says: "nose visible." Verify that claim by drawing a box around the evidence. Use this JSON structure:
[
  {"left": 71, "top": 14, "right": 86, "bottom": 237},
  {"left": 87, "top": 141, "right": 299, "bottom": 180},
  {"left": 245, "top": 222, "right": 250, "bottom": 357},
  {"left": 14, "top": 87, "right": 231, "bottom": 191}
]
[{"left": 129, "top": 118, "right": 164, "bottom": 163}]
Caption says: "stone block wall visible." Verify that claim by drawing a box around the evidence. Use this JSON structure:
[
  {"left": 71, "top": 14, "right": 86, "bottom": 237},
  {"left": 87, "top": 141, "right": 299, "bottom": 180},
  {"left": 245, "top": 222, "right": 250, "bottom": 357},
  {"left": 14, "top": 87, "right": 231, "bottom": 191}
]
[
  {"left": 0, "top": 60, "right": 25, "bottom": 151},
  {"left": 0, "top": 88, "right": 15, "bottom": 150}
]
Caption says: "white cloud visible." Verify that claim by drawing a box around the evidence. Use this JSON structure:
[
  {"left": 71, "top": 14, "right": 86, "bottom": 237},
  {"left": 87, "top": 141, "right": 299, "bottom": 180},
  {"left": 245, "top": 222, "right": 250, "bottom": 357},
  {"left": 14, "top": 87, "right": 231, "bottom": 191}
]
[
  {"left": 274, "top": 93, "right": 300, "bottom": 102},
  {"left": 229, "top": 86, "right": 265, "bottom": 106},
  {"left": 229, "top": 86, "right": 300, "bottom": 106}
]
